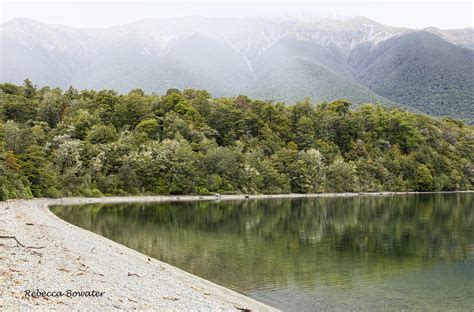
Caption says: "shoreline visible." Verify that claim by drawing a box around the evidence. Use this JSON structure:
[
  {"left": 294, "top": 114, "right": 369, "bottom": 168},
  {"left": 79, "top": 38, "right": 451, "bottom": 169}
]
[
  {"left": 1, "top": 191, "right": 472, "bottom": 310},
  {"left": 48, "top": 190, "right": 474, "bottom": 207},
  {"left": 0, "top": 197, "right": 278, "bottom": 311}
]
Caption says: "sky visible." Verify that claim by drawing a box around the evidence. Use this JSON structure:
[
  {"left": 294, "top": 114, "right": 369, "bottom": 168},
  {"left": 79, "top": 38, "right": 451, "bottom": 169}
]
[{"left": 1, "top": 0, "right": 473, "bottom": 29}]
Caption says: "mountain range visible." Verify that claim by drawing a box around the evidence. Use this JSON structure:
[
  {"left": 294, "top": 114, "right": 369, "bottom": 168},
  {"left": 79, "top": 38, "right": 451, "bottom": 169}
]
[{"left": 1, "top": 16, "right": 473, "bottom": 122}]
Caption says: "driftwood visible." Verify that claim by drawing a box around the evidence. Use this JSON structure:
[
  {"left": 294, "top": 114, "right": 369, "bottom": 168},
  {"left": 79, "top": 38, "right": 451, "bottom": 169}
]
[
  {"left": 187, "top": 284, "right": 211, "bottom": 295},
  {"left": 162, "top": 296, "right": 179, "bottom": 301},
  {"left": 0, "top": 235, "right": 45, "bottom": 249}
]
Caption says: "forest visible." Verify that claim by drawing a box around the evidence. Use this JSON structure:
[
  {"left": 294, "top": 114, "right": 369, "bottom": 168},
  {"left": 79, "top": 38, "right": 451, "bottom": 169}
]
[{"left": 0, "top": 79, "right": 472, "bottom": 199}]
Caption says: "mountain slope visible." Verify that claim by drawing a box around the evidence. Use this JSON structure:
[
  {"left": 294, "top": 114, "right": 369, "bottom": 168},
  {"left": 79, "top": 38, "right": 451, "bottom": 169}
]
[
  {"left": 425, "top": 27, "right": 474, "bottom": 50},
  {"left": 349, "top": 31, "right": 474, "bottom": 121},
  {"left": 250, "top": 36, "right": 396, "bottom": 105},
  {"left": 1, "top": 17, "right": 473, "bottom": 121}
]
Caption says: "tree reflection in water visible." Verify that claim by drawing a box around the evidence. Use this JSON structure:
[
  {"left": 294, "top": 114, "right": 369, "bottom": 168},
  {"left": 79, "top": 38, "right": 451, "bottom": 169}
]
[{"left": 52, "top": 193, "right": 473, "bottom": 309}]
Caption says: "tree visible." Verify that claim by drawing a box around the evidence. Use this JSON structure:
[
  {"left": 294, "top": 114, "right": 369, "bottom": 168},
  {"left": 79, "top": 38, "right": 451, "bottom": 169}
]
[
  {"left": 38, "top": 89, "right": 66, "bottom": 128},
  {"left": 290, "top": 149, "right": 326, "bottom": 193},
  {"left": 0, "top": 81, "right": 472, "bottom": 199},
  {"left": 326, "top": 158, "right": 359, "bottom": 192},
  {"left": 113, "top": 93, "right": 152, "bottom": 129},
  {"left": 415, "top": 165, "right": 434, "bottom": 191},
  {"left": 0, "top": 94, "right": 36, "bottom": 123},
  {"left": 87, "top": 124, "right": 118, "bottom": 144},
  {"left": 295, "top": 116, "right": 315, "bottom": 150},
  {"left": 23, "top": 78, "right": 36, "bottom": 99}
]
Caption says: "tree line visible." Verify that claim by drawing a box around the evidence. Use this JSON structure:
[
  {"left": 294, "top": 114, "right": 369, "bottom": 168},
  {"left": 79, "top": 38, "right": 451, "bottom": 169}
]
[{"left": 0, "top": 79, "right": 472, "bottom": 199}]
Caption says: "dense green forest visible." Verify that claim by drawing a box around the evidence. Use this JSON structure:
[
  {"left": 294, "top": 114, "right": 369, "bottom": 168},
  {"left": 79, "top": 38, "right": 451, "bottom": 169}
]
[{"left": 0, "top": 80, "right": 472, "bottom": 199}]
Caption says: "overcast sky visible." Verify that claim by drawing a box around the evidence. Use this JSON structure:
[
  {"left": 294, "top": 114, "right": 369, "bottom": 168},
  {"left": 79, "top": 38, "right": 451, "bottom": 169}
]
[{"left": 1, "top": 1, "right": 473, "bottom": 29}]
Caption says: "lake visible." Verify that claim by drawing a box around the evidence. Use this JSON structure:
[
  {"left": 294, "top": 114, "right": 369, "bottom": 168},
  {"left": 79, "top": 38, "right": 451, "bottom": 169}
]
[{"left": 51, "top": 193, "right": 474, "bottom": 311}]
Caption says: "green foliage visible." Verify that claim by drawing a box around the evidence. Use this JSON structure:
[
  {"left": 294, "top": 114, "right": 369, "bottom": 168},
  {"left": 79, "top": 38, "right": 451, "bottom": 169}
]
[
  {"left": 326, "top": 157, "right": 359, "bottom": 192},
  {"left": 415, "top": 165, "right": 434, "bottom": 191},
  {"left": 135, "top": 119, "right": 159, "bottom": 139},
  {"left": 0, "top": 82, "right": 472, "bottom": 198}
]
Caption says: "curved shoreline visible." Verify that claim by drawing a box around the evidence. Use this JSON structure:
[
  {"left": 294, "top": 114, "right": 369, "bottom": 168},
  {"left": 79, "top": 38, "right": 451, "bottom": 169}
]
[
  {"left": 1, "top": 192, "right": 472, "bottom": 310},
  {"left": 1, "top": 197, "right": 279, "bottom": 311}
]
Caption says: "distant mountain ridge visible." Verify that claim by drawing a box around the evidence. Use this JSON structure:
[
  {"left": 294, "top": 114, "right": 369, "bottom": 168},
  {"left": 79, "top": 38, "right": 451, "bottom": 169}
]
[{"left": 1, "top": 16, "right": 473, "bottom": 122}]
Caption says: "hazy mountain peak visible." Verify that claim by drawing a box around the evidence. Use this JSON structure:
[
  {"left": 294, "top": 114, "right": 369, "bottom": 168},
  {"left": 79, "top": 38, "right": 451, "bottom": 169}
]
[
  {"left": 1, "top": 16, "right": 473, "bottom": 122},
  {"left": 2, "top": 17, "right": 44, "bottom": 27}
]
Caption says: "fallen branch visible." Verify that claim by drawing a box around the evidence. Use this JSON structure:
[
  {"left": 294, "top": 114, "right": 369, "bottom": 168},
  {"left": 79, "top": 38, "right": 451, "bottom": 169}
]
[
  {"left": 0, "top": 235, "right": 25, "bottom": 247},
  {"left": 29, "top": 250, "right": 43, "bottom": 257},
  {"left": 162, "top": 296, "right": 179, "bottom": 301},
  {"left": 25, "top": 222, "right": 57, "bottom": 229},
  {"left": 0, "top": 235, "right": 45, "bottom": 249},
  {"left": 187, "top": 284, "right": 211, "bottom": 295}
]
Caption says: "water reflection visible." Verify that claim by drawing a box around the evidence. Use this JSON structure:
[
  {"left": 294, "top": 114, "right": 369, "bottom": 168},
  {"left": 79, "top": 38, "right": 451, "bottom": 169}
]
[{"left": 52, "top": 193, "right": 474, "bottom": 310}]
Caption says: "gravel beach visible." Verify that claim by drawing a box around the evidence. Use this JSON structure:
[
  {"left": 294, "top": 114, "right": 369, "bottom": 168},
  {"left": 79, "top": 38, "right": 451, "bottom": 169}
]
[
  {"left": 0, "top": 196, "right": 280, "bottom": 311},
  {"left": 1, "top": 192, "right": 471, "bottom": 310}
]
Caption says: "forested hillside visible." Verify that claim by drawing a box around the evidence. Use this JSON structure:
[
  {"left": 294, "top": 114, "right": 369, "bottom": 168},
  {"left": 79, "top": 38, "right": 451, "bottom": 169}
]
[
  {"left": 0, "top": 81, "right": 472, "bottom": 199},
  {"left": 2, "top": 17, "right": 473, "bottom": 122},
  {"left": 349, "top": 31, "right": 474, "bottom": 122}
]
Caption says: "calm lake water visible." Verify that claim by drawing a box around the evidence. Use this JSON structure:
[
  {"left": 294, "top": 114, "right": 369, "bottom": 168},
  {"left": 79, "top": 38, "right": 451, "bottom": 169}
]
[{"left": 51, "top": 194, "right": 474, "bottom": 311}]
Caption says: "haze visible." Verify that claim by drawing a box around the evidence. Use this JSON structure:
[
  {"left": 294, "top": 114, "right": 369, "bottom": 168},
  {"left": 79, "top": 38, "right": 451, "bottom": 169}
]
[{"left": 1, "top": 1, "right": 473, "bottom": 30}]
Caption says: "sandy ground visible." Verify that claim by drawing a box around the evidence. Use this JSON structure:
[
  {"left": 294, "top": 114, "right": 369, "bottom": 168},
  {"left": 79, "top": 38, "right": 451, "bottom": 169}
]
[
  {"left": 0, "top": 196, "right": 280, "bottom": 311},
  {"left": 1, "top": 192, "right": 471, "bottom": 310}
]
